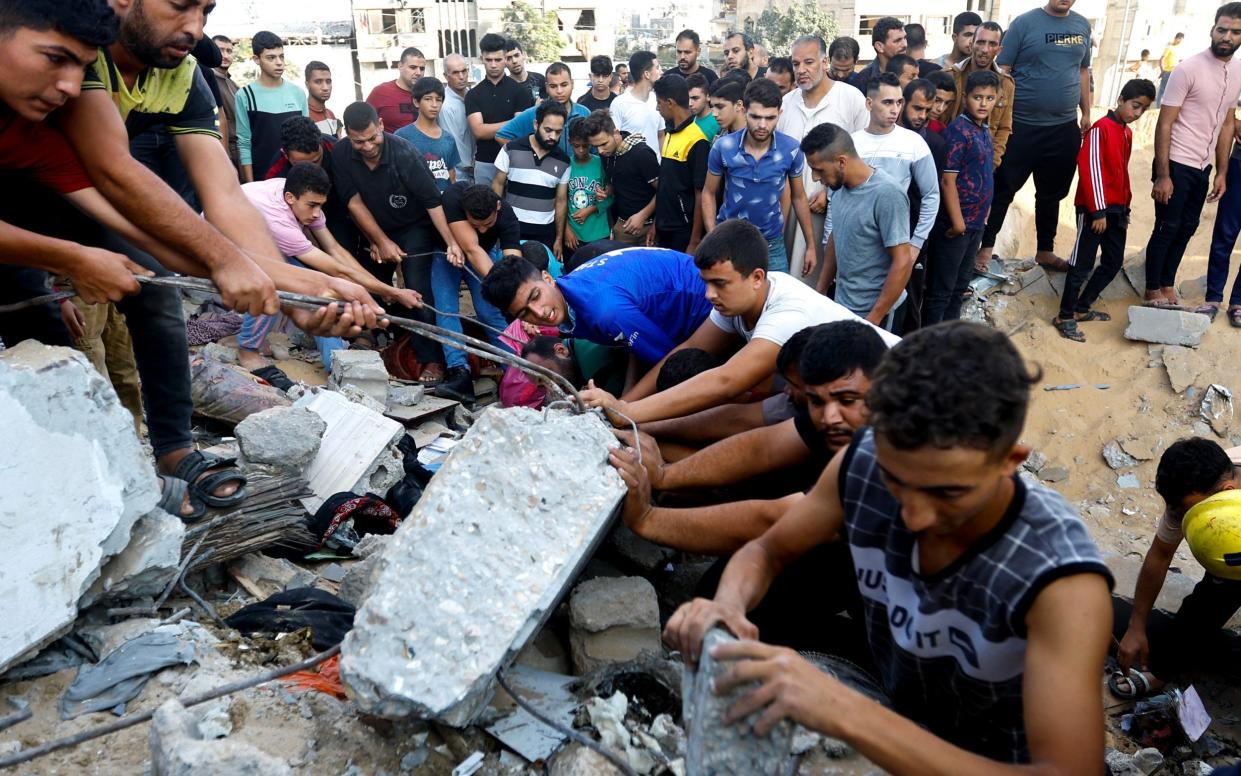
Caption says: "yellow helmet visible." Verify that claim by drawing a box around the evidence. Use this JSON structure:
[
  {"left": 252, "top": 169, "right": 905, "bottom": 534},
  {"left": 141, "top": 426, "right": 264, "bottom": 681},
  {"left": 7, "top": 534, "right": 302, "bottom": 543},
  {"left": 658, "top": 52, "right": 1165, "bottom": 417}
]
[{"left": 1182, "top": 489, "right": 1241, "bottom": 581}]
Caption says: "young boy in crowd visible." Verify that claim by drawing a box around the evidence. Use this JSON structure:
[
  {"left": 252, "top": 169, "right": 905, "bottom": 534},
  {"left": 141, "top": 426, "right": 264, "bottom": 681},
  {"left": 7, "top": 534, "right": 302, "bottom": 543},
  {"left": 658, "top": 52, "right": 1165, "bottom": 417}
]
[
  {"left": 924, "top": 70, "right": 999, "bottom": 324},
  {"left": 305, "top": 61, "right": 340, "bottom": 137},
  {"left": 236, "top": 31, "right": 308, "bottom": 182},
  {"left": 583, "top": 112, "right": 659, "bottom": 246},
  {"left": 565, "top": 120, "right": 612, "bottom": 252},
  {"left": 1053, "top": 79, "right": 1156, "bottom": 342},
  {"left": 927, "top": 70, "right": 956, "bottom": 133},
  {"left": 708, "top": 77, "right": 746, "bottom": 135},
  {"left": 395, "top": 77, "right": 461, "bottom": 194},
  {"left": 686, "top": 73, "right": 720, "bottom": 142}
]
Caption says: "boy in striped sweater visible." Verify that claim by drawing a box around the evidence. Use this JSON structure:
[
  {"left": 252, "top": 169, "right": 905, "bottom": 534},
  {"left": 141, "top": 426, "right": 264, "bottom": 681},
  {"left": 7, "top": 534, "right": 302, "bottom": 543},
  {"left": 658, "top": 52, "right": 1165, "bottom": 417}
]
[{"left": 1053, "top": 79, "right": 1156, "bottom": 342}]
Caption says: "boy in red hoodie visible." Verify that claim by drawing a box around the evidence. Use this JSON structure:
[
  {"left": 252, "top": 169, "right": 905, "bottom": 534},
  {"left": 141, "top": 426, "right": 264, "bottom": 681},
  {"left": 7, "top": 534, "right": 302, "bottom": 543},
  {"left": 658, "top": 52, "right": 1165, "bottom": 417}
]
[{"left": 1054, "top": 79, "right": 1157, "bottom": 342}]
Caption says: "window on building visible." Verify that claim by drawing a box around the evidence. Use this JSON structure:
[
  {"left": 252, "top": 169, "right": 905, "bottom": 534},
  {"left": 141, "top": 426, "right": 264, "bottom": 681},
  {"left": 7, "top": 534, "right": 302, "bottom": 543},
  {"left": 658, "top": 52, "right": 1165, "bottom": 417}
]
[
  {"left": 858, "top": 14, "right": 909, "bottom": 39},
  {"left": 926, "top": 15, "right": 950, "bottom": 36},
  {"left": 381, "top": 9, "right": 396, "bottom": 32},
  {"left": 577, "top": 10, "right": 596, "bottom": 30}
]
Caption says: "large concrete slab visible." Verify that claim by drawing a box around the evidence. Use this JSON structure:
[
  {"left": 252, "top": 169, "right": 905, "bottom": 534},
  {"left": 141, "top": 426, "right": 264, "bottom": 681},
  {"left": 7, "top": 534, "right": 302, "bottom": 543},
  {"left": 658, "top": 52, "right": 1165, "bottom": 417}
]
[
  {"left": 0, "top": 342, "right": 164, "bottom": 673},
  {"left": 340, "top": 407, "right": 625, "bottom": 725},
  {"left": 1124, "top": 306, "right": 1211, "bottom": 347},
  {"left": 294, "top": 389, "right": 404, "bottom": 513}
]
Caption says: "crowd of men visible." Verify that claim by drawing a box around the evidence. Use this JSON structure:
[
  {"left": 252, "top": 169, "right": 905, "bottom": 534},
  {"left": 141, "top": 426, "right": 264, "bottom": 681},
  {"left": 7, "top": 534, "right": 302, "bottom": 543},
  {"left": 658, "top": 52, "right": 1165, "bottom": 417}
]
[{"left": 2, "top": 0, "right": 1241, "bottom": 772}]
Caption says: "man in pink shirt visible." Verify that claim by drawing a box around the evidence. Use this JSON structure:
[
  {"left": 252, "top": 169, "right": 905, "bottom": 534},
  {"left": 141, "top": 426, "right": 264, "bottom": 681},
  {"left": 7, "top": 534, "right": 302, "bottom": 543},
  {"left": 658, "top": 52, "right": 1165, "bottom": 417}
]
[{"left": 1143, "top": 4, "right": 1241, "bottom": 309}]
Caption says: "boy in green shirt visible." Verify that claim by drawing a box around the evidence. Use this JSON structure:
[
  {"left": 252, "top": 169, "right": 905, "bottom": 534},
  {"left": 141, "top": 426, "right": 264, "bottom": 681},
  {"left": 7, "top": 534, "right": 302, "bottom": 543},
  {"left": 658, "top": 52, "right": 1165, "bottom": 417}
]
[
  {"left": 237, "top": 31, "right": 308, "bottom": 181},
  {"left": 565, "top": 119, "right": 612, "bottom": 252},
  {"left": 687, "top": 73, "right": 720, "bottom": 142}
]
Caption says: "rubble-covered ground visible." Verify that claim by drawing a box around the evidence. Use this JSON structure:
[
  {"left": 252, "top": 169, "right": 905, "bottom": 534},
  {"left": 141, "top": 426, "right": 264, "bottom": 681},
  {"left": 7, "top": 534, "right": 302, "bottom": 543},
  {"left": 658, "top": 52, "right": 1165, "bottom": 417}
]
[{"left": 1, "top": 112, "right": 1239, "bottom": 775}]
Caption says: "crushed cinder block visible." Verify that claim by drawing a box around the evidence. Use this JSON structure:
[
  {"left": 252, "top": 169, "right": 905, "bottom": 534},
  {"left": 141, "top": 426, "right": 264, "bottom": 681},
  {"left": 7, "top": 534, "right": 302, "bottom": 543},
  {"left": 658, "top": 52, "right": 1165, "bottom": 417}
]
[
  {"left": 1201, "top": 384, "right": 1234, "bottom": 436},
  {"left": 294, "top": 390, "right": 405, "bottom": 514},
  {"left": 569, "top": 576, "right": 661, "bottom": 675},
  {"left": 337, "top": 554, "right": 382, "bottom": 608},
  {"left": 0, "top": 342, "right": 173, "bottom": 674},
  {"left": 328, "top": 350, "right": 390, "bottom": 407},
  {"left": 150, "top": 699, "right": 291, "bottom": 776},
  {"left": 684, "top": 627, "right": 792, "bottom": 774},
  {"left": 340, "top": 408, "right": 625, "bottom": 725},
  {"left": 228, "top": 553, "right": 317, "bottom": 598},
  {"left": 1161, "top": 345, "right": 1202, "bottom": 393},
  {"left": 87, "top": 510, "right": 185, "bottom": 605},
  {"left": 235, "top": 406, "right": 326, "bottom": 473},
  {"left": 1102, "top": 441, "right": 1137, "bottom": 470},
  {"left": 334, "top": 382, "right": 388, "bottom": 414},
  {"left": 1124, "top": 306, "right": 1211, "bottom": 347},
  {"left": 388, "top": 384, "right": 426, "bottom": 407}
]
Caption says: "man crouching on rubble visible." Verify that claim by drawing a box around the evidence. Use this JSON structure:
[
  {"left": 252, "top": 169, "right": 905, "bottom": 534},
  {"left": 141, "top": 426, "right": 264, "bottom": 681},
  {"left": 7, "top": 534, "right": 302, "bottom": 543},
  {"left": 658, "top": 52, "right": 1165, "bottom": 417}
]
[{"left": 665, "top": 321, "right": 1114, "bottom": 773}]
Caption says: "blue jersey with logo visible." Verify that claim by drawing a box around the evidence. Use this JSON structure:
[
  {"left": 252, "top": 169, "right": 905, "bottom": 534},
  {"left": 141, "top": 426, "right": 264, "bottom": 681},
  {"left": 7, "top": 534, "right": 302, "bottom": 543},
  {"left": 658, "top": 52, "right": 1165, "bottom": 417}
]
[{"left": 557, "top": 248, "right": 712, "bottom": 364}]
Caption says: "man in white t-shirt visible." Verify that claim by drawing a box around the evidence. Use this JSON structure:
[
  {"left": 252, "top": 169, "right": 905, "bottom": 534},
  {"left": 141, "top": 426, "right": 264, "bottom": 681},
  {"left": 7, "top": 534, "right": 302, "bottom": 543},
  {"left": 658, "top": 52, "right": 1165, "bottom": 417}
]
[
  {"left": 852, "top": 72, "right": 939, "bottom": 256},
  {"left": 779, "top": 35, "right": 869, "bottom": 280},
  {"left": 581, "top": 219, "right": 897, "bottom": 423},
  {"left": 610, "top": 51, "right": 665, "bottom": 159}
]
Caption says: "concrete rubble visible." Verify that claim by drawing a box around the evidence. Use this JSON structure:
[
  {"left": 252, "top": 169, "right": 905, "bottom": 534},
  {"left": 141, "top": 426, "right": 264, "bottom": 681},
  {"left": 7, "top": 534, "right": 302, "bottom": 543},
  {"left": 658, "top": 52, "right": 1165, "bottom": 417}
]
[
  {"left": 569, "top": 576, "right": 662, "bottom": 675},
  {"left": 236, "top": 406, "right": 326, "bottom": 473},
  {"left": 228, "top": 553, "right": 317, "bottom": 598},
  {"left": 295, "top": 389, "right": 405, "bottom": 513},
  {"left": 328, "top": 349, "right": 390, "bottom": 407},
  {"left": 0, "top": 342, "right": 179, "bottom": 674},
  {"left": 1162, "top": 345, "right": 1203, "bottom": 393},
  {"left": 387, "top": 383, "right": 426, "bottom": 407},
  {"left": 150, "top": 699, "right": 291, "bottom": 776},
  {"left": 340, "top": 407, "right": 625, "bottom": 725},
  {"left": 1102, "top": 441, "right": 1138, "bottom": 470},
  {"left": 1200, "top": 384, "right": 1234, "bottom": 436},
  {"left": 684, "top": 627, "right": 792, "bottom": 775},
  {"left": 1124, "top": 306, "right": 1211, "bottom": 347}
]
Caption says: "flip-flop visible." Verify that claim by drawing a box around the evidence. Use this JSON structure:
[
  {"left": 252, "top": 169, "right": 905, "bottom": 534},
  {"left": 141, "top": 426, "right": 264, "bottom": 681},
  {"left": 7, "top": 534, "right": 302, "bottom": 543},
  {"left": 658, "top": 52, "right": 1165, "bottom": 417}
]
[
  {"left": 172, "top": 450, "right": 248, "bottom": 510},
  {"left": 1142, "top": 299, "right": 1188, "bottom": 311},
  {"left": 251, "top": 365, "right": 295, "bottom": 392},
  {"left": 1075, "top": 310, "right": 1112, "bottom": 323},
  {"left": 1052, "top": 317, "right": 1086, "bottom": 342},
  {"left": 155, "top": 474, "right": 206, "bottom": 522},
  {"left": 1194, "top": 303, "right": 1220, "bottom": 321},
  {"left": 1107, "top": 668, "right": 1153, "bottom": 700},
  {"left": 1230, "top": 307, "right": 1241, "bottom": 328}
]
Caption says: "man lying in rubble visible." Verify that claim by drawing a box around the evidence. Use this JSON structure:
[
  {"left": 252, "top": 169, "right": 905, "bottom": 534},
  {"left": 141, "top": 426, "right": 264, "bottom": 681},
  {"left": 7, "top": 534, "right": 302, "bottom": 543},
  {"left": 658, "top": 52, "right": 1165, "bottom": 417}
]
[
  {"left": 236, "top": 162, "right": 424, "bottom": 378},
  {"left": 577, "top": 219, "right": 899, "bottom": 426},
  {"left": 666, "top": 321, "right": 1113, "bottom": 773},
  {"left": 1112, "top": 437, "right": 1241, "bottom": 700},
  {"left": 608, "top": 319, "right": 888, "bottom": 554},
  {"left": 0, "top": 0, "right": 383, "bottom": 519},
  {"left": 481, "top": 245, "right": 713, "bottom": 372}
]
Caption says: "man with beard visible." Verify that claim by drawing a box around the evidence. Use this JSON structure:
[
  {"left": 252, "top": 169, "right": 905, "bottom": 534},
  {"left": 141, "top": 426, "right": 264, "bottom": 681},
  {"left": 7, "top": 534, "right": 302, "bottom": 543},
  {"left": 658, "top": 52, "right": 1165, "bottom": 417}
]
[
  {"left": 942, "top": 21, "right": 1014, "bottom": 168},
  {"left": 848, "top": 17, "right": 907, "bottom": 94},
  {"left": 674, "top": 29, "right": 717, "bottom": 85},
  {"left": 723, "top": 31, "right": 765, "bottom": 81},
  {"left": 365, "top": 47, "right": 424, "bottom": 132},
  {"left": 492, "top": 100, "right": 571, "bottom": 256},
  {"left": 496, "top": 63, "right": 590, "bottom": 159},
  {"left": 27, "top": 0, "right": 379, "bottom": 511},
  {"left": 609, "top": 320, "right": 889, "bottom": 554},
  {"left": 578, "top": 220, "right": 898, "bottom": 425},
  {"left": 1144, "top": 4, "right": 1241, "bottom": 312}
]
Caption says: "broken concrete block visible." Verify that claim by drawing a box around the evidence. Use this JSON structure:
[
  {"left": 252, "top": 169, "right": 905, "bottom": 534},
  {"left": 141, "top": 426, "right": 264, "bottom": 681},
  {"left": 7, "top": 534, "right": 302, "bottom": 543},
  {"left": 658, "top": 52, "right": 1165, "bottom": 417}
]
[
  {"left": 336, "top": 553, "right": 382, "bottom": 607},
  {"left": 334, "top": 382, "right": 388, "bottom": 414},
  {"left": 87, "top": 509, "right": 185, "bottom": 605},
  {"left": 1040, "top": 465, "right": 1069, "bottom": 483},
  {"left": 548, "top": 743, "right": 625, "bottom": 776},
  {"left": 150, "top": 699, "right": 291, "bottom": 776},
  {"left": 200, "top": 341, "right": 238, "bottom": 364},
  {"left": 1117, "top": 472, "right": 1141, "bottom": 489},
  {"left": 228, "top": 553, "right": 316, "bottom": 598},
  {"left": 569, "top": 576, "right": 661, "bottom": 675},
  {"left": 1124, "top": 306, "right": 1211, "bottom": 347},
  {"left": 1102, "top": 441, "right": 1138, "bottom": 470},
  {"left": 1022, "top": 450, "right": 1048, "bottom": 474},
  {"left": 235, "top": 406, "right": 326, "bottom": 473},
  {"left": 1200, "top": 384, "right": 1234, "bottom": 436},
  {"left": 684, "top": 628, "right": 792, "bottom": 774},
  {"left": 340, "top": 408, "right": 625, "bottom": 725},
  {"left": 328, "top": 349, "right": 389, "bottom": 407},
  {"left": 294, "top": 390, "right": 405, "bottom": 514},
  {"left": 1162, "top": 345, "right": 1202, "bottom": 394},
  {"left": 388, "top": 383, "right": 426, "bottom": 407},
  {"left": 1119, "top": 435, "right": 1161, "bottom": 461},
  {"left": 0, "top": 342, "right": 166, "bottom": 674}
]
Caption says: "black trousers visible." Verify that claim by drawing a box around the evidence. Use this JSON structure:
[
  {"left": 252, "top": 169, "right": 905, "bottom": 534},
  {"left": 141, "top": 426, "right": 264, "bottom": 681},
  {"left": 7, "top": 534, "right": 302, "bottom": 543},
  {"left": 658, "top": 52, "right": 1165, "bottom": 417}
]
[
  {"left": 924, "top": 228, "right": 983, "bottom": 325},
  {"left": 899, "top": 243, "right": 931, "bottom": 334},
  {"left": 1144, "top": 160, "right": 1211, "bottom": 291},
  {"left": 357, "top": 223, "right": 442, "bottom": 366},
  {"left": 1112, "top": 574, "right": 1241, "bottom": 680},
  {"left": 1059, "top": 211, "right": 1127, "bottom": 318},
  {"left": 981, "top": 120, "right": 1081, "bottom": 253},
  {"left": 656, "top": 227, "right": 692, "bottom": 254},
  {"left": 519, "top": 221, "right": 558, "bottom": 254}
]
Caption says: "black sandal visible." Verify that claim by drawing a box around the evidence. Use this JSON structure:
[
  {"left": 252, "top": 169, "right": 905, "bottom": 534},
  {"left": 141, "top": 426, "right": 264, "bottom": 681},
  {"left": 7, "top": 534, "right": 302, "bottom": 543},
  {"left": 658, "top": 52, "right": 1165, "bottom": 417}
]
[
  {"left": 1107, "top": 668, "right": 1153, "bottom": 700},
  {"left": 1075, "top": 310, "right": 1111, "bottom": 322},
  {"left": 172, "top": 450, "right": 248, "bottom": 510},
  {"left": 1053, "top": 317, "right": 1086, "bottom": 342},
  {"left": 1229, "top": 307, "right": 1241, "bottom": 328},
  {"left": 251, "top": 365, "right": 295, "bottom": 392},
  {"left": 155, "top": 474, "right": 206, "bottom": 522}
]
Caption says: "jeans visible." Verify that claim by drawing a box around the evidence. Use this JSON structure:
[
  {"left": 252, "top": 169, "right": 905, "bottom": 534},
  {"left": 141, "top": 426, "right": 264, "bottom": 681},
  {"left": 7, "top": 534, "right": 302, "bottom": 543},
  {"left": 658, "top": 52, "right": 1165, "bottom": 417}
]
[
  {"left": 357, "top": 224, "right": 443, "bottom": 366},
  {"left": 429, "top": 253, "right": 511, "bottom": 370},
  {"left": 925, "top": 228, "right": 984, "bottom": 324},
  {"left": 767, "top": 236, "right": 789, "bottom": 273},
  {"left": 1144, "top": 160, "right": 1211, "bottom": 291},
  {"left": 1206, "top": 155, "right": 1241, "bottom": 306},
  {"left": 981, "top": 120, "right": 1081, "bottom": 253},
  {"left": 473, "top": 161, "right": 497, "bottom": 189},
  {"left": 1059, "top": 211, "right": 1127, "bottom": 318},
  {"left": 238, "top": 258, "right": 345, "bottom": 367}
]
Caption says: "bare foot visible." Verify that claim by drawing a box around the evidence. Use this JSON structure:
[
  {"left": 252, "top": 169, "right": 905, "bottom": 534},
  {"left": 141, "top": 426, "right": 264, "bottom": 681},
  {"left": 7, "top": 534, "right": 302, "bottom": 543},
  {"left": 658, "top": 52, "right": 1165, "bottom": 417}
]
[
  {"left": 1035, "top": 251, "right": 1070, "bottom": 271},
  {"left": 238, "top": 347, "right": 268, "bottom": 372},
  {"left": 1161, "top": 286, "right": 1179, "bottom": 305},
  {"left": 974, "top": 246, "right": 994, "bottom": 271},
  {"left": 158, "top": 448, "right": 240, "bottom": 501}
]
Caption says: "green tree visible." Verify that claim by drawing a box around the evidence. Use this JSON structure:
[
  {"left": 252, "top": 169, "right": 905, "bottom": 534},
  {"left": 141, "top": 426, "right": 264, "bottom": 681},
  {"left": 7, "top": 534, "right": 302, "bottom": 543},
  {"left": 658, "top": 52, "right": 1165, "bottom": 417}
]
[
  {"left": 755, "top": 1, "right": 839, "bottom": 56},
  {"left": 501, "top": 1, "right": 564, "bottom": 62}
]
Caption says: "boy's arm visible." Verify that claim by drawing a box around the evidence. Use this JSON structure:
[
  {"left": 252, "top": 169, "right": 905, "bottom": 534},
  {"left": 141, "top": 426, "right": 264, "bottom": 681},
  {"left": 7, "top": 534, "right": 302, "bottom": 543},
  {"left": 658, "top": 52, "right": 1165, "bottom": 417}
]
[
  {"left": 654, "top": 419, "right": 814, "bottom": 491},
  {"left": 554, "top": 182, "right": 568, "bottom": 260},
  {"left": 234, "top": 88, "right": 254, "bottom": 181},
  {"left": 621, "top": 316, "right": 736, "bottom": 401},
  {"left": 700, "top": 172, "right": 721, "bottom": 234},
  {"left": 941, "top": 171, "right": 966, "bottom": 235},
  {"left": 1077, "top": 126, "right": 1106, "bottom": 219},
  {"left": 1118, "top": 532, "right": 1178, "bottom": 672}
]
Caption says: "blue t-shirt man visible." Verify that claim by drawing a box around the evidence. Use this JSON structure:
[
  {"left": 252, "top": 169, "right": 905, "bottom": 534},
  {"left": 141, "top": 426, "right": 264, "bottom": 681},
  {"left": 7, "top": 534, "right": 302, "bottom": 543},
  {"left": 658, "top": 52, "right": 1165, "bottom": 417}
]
[
  {"left": 394, "top": 124, "right": 462, "bottom": 194},
  {"left": 707, "top": 128, "right": 805, "bottom": 241},
  {"left": 557, "top": 247, "right": 713, "bottom": 364},
  {"left": 496, "top": 101, "right": 591, "bottom": 158}
]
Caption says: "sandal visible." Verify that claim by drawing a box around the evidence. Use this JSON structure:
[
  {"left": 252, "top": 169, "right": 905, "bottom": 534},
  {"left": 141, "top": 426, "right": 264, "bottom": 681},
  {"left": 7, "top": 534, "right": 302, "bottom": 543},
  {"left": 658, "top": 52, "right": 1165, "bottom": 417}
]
[
  {"left": 1194, "top": 303, "right": 1220, "bottom": 322},
  {"left": 1229, "top": 307, "right": 1241, "bottom": 328},
  {"left": 1107, "top": 668, "right": 1155, "bottom": 700},
  {"left": 251, "top": 365, "right": 295, "bottom": 393},
  {"left": 1142, "top": 298, "right": 1187, "bottom": 311},
  {"left": 155, "top": 474, "right": 206, "bottom": 522},
  {"left": 1074, "top": 310, "right": 1111, "bottom": 323},
  {"left": 172, "top": 450, "right": 248, "bottom": 510},
  {"left": 418, "top": 362, "right": 445, "bottom": 385},
  {"left": 1053, "top": 317, "right": 1086, "bottom": 342}
]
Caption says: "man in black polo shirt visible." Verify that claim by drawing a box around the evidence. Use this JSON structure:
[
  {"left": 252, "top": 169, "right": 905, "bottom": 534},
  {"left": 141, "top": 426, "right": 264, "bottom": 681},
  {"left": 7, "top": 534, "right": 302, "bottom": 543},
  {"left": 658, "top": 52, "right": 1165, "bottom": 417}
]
[
  {"left": 467, "top": 33, "right": 536, "bottom": 189},
  {"left": 582, "top": 111, "right": 659, "bottom": 246},
  {"left": 653, "top": 75, "right": 709, "bottom": 253},
  {"left": 435, "top": 183, "right": 524, "bottom": 401},
  {"left": 333, "top": 102, "right": 464, "bottom": 382}
]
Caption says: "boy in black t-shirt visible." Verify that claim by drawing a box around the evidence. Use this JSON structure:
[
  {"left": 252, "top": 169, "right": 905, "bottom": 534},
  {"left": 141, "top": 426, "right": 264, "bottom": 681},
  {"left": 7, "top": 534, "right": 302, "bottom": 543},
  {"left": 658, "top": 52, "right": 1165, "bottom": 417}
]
[
  {"left": 582, "top": 112, "right": 658, "bottom": 246},
  {"left": 465, "top": 33, "right": 535, "bottom": 189}
]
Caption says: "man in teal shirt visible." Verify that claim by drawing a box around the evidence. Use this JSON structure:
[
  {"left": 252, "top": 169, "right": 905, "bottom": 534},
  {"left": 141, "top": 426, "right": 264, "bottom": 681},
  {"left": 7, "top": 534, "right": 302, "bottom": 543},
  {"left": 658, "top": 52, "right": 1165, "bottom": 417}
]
[
  {"left": 236, "top": 31, "right": 308, "bottom": 181},
  {"left": 496, "top": 63, "right": 589, "bottom": 157}
]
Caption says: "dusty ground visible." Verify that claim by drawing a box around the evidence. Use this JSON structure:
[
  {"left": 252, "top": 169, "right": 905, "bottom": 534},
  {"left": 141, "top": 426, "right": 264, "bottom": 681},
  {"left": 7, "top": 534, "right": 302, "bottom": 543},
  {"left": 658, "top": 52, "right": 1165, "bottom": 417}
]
[{"left": 3, "top": 110, "right": 1240, "bottom": 775}]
